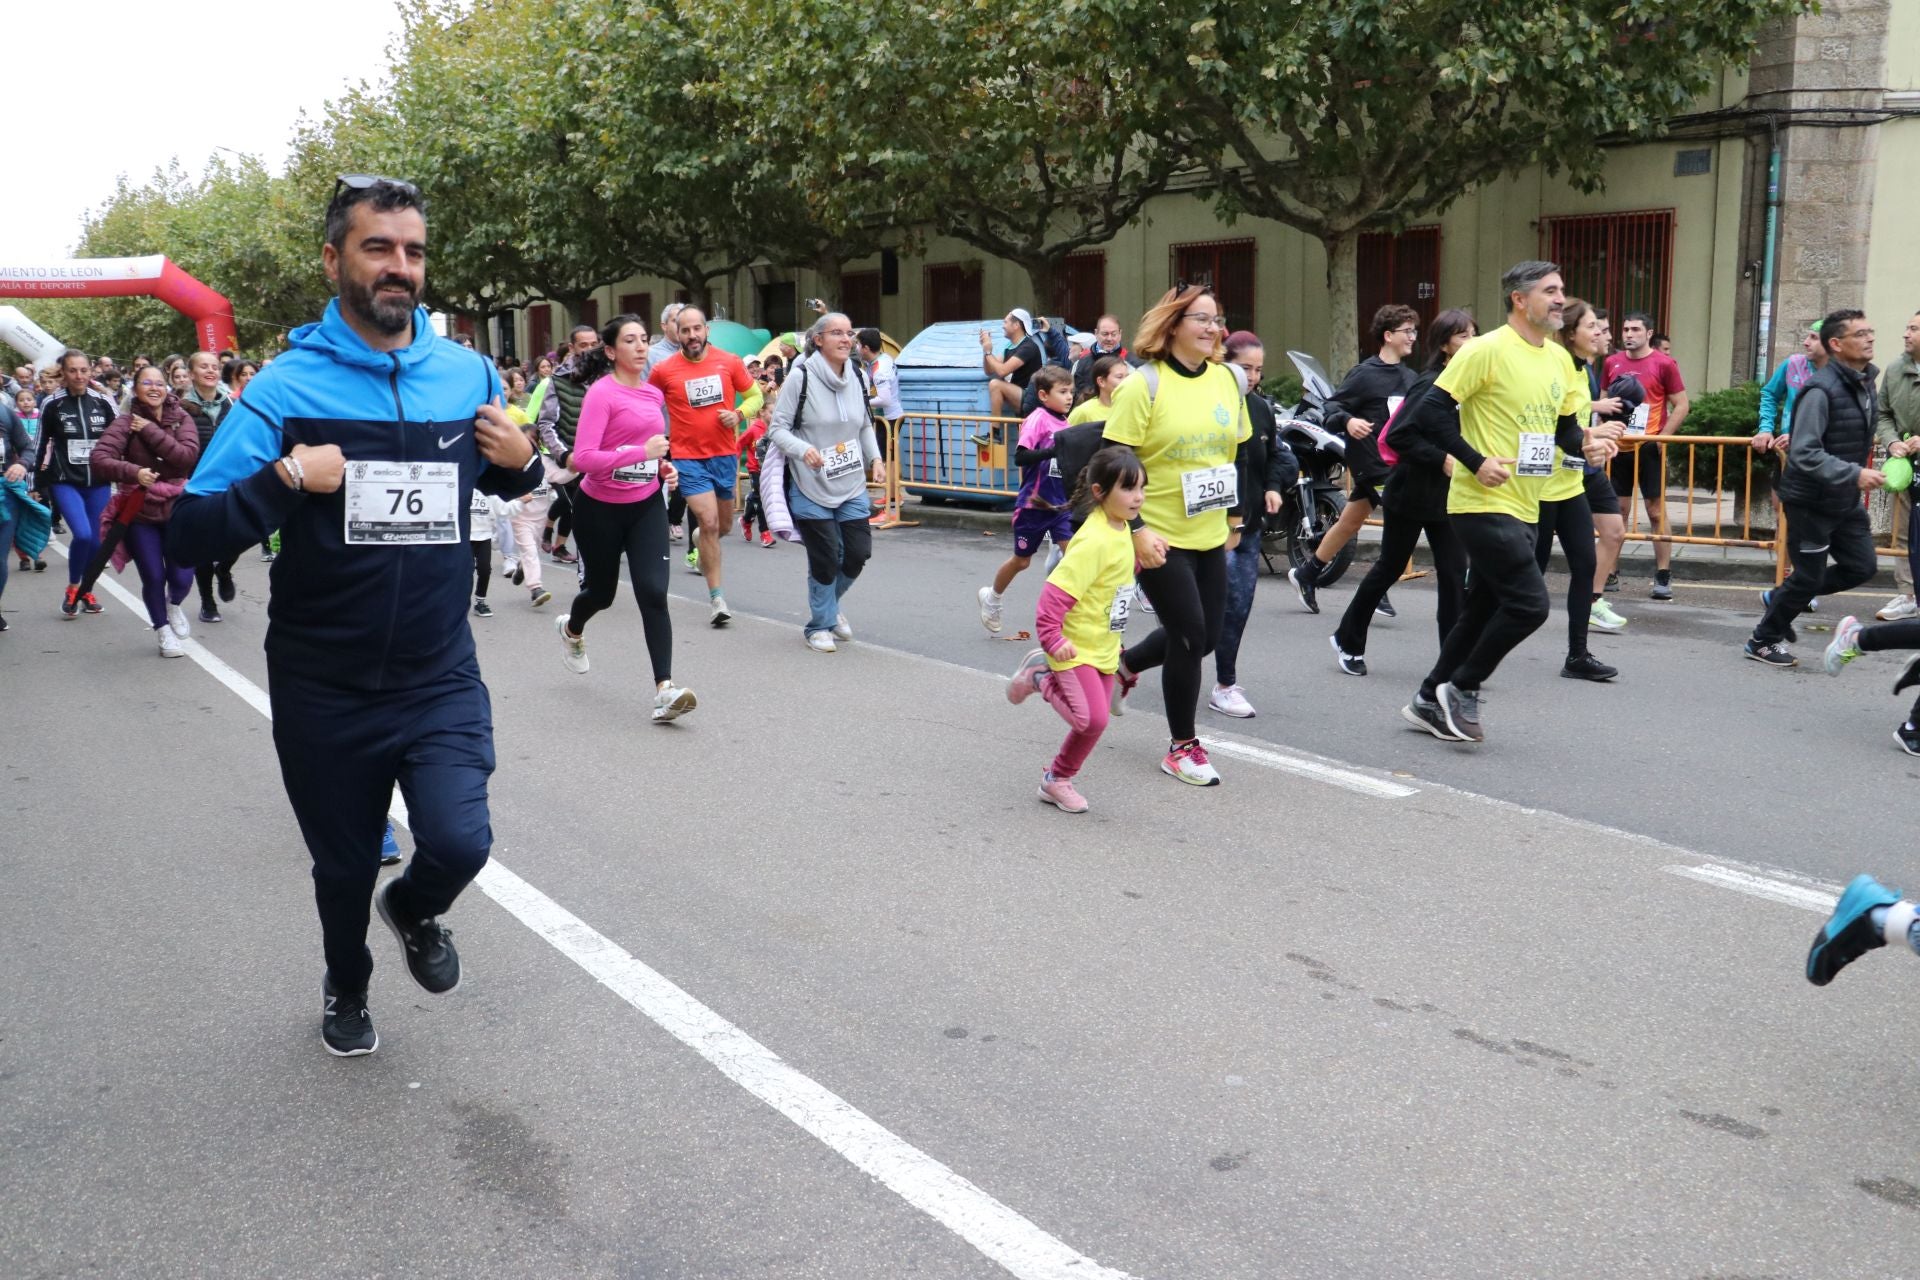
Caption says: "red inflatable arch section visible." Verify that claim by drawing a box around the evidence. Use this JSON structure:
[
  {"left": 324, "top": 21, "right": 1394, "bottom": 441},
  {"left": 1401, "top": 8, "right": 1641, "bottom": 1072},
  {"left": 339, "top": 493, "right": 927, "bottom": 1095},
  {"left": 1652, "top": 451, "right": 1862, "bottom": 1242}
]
[{"left": 0, "top": 256, "right": 239, "bottom": 353}]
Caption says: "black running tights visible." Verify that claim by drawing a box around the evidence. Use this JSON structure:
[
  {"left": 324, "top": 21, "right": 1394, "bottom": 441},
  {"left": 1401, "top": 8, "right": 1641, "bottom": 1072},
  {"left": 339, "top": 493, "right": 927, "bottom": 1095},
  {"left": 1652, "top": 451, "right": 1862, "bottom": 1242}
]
[{"left": 1123, "top": 543, "right": 1228, "bottom": 743}]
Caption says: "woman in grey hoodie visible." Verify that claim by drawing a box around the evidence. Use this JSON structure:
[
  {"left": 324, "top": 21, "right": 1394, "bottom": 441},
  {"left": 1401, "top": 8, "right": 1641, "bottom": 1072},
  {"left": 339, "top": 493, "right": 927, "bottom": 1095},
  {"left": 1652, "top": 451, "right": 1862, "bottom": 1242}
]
[{"left": 767, "top": 313, "right": 886, "bottom": 652}]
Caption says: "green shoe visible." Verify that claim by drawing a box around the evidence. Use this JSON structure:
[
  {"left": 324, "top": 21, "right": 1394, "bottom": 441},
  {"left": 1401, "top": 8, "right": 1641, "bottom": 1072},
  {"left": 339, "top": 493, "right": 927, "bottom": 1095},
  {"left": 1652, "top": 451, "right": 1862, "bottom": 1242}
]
[{"left": 1590, "top": 599, "right": 1628, "bottom": 633}]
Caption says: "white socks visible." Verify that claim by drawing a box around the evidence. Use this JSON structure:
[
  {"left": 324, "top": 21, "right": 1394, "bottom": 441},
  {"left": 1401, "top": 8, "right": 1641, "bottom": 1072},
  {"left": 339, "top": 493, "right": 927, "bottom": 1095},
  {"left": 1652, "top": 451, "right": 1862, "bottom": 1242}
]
[{"left": 1883, "top": 901, "right": 1918, "bottom": 948}]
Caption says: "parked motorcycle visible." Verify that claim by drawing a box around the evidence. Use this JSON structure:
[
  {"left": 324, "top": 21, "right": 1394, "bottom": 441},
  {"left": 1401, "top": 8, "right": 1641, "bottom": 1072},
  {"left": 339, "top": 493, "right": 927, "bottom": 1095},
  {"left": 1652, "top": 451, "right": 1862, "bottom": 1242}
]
[{"left": 1260, "top": 350, "right": 1354, "bottom": 585}]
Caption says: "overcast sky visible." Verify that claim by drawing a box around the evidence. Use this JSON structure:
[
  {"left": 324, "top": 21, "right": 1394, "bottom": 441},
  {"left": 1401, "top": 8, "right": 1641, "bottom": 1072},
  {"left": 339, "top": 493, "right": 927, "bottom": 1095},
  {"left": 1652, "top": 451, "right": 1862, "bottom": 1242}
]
[{"left": 11, "top": 0, "right": 409, "bottom": 261}]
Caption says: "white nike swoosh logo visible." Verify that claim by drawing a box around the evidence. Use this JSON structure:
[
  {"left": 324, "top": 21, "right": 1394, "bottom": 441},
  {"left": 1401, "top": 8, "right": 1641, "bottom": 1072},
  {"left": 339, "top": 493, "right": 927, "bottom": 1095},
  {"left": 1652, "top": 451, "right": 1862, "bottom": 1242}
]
[{"left": 439, "top": 433, "right": 464, "bottom": 449}]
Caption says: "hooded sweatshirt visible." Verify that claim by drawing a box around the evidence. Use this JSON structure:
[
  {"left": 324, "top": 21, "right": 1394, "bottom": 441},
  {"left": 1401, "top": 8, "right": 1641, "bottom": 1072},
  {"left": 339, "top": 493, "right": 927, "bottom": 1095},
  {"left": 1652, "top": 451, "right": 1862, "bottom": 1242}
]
[
  {"left": 767, "top": 350, "right": 879, "bottom": 509},
  {"left": 170, "top": 300, "right": 540, "bottom": 690},
  {"left": 91, "top": 393, "right": 201, "bottom": 524}
]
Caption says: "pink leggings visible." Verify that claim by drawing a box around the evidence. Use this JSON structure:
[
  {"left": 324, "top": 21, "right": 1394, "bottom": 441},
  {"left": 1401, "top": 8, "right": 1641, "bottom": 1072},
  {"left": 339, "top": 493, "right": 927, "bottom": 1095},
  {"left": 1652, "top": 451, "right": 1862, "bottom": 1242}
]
[{"left": 1042, "top": 664, "right": 1114, "bottom": 780}]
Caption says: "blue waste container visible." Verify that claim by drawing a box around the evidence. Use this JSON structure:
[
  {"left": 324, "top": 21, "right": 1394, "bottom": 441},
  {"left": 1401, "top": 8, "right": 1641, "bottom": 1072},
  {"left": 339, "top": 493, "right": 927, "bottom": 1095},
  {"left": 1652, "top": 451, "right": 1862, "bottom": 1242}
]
[{"left": 895, "top": 320, "right": 1075, "bottom": 510}]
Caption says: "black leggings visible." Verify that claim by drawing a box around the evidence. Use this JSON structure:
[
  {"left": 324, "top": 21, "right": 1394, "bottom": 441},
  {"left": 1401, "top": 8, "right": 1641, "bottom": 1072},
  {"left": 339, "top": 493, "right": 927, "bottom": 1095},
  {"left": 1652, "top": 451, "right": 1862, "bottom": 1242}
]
[
  {"left": 1123, "top": 543, "right": 1228, "bottom": 742},
  {"left": 193, "top": 558, "right": 233, "bottom": 609},
  {"left": 547, "top": 479, "right": 577, "bottom": 542},
  {"left": 1422, "top": 512, "right": 1550, "bottom": 696},
  {"left": 1534, "top": 493, "right": 1598, "bottom": 659},
  {"left": 1332, "top": 504, "right": 1465, "bottom": 656},
  {"left": 566, "top": 489, "right": 673, "bottom": 683},
  {"left": 470, "top": 540, "right": 490, "bottom": 598},
  {"left": 667, "top": 488, "right": 688, "bottom": 529},
  {"left": 741, "top": 478, "right": 766, "bottom": 535}
]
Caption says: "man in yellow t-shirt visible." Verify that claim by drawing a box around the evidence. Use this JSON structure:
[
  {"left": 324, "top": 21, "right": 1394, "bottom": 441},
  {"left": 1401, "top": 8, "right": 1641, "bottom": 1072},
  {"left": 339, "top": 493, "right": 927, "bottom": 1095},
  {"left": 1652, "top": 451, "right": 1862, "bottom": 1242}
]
[{"left": 1394, "top": 261, "right": 1615, "bottom": 745}]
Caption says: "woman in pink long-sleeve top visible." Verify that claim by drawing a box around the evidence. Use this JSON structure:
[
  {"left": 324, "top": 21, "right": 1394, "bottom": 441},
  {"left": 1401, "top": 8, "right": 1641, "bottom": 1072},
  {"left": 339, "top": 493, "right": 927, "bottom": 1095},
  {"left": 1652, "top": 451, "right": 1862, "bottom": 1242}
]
[
  {"left": 551, "top": 313, "right": 698, "bottom": 723},
  {"left": 90, "top": 366, "right": 201, "bottom": 657}
]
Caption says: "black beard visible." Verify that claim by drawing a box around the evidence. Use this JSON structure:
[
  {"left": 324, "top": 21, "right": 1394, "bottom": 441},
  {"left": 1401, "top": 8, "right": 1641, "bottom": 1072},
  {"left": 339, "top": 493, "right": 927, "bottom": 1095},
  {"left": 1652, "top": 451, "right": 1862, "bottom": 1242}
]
[
  {"left": 341, "top": 273, "right": 419, "bottom": 336},
  {"left": 679, "top": 338, "right": 707, "bottom": 361}
]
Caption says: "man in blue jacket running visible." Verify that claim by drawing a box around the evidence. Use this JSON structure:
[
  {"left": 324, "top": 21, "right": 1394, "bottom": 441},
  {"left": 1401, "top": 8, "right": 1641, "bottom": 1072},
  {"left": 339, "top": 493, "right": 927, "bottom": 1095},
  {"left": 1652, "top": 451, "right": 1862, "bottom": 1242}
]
[{"left": 171, "top": 176, "right": 540, "bottom": 1057}]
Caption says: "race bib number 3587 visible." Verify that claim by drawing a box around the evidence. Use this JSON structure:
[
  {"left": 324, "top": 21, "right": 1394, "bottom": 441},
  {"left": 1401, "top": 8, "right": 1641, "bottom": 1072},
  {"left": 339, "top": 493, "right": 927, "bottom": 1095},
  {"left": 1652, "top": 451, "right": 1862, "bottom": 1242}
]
[{"left": 344, "top": 460, "right": 460, "bottom": 545}]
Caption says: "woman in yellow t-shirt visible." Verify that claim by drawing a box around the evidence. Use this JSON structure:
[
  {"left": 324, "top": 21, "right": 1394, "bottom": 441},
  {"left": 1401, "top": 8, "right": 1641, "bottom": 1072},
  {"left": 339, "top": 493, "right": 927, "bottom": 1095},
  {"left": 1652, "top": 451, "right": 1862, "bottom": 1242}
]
[
  {"left": 1542, "top": 298, "right": 1622, "bottom": 682},
  {"left": 1006, "top": 446, "right": 1147, "bottom": 814},
  {"left": 1098, "top": 285, "right": 1252, "bottom": 786}
]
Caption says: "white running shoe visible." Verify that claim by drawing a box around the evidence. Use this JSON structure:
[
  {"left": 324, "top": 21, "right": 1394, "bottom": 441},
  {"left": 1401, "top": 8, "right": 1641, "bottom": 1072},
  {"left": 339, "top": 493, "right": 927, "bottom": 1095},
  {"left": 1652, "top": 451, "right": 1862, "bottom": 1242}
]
[
  {"left": 1161, "top": 740, "right": 1221, "bottom": 786},
  {"left": 652, "top": 682, "right": 697, "bottom": 722},
  {"left": 1208, "top": 684, "right": 1255, "bottom": 718},
  {"left": 166, "top": 602, "right": 191, "bottom": 638},
  {"left": 977, "top": 586, "right": 1003, "bottom": 634},
  {"left": 554, "top": 614, "right": 589, "bottom": 674},
  {"left": 1878, "top": 595, "right": 1918, "bottom": 621},
  {"left": 710, "top": 596, "right": 732, "bottom": 628},
  {"left": 832, "top": 613, "right": 853, "bottom": 641},
  {"left": 669, "top": 523, "right": 684, "bottom": 543},
  {"left": 806, "top": 629, "right": 838, "bottom": 653},
  {"left": 157, "top": 626, "right": 184, "bottom": 658}
]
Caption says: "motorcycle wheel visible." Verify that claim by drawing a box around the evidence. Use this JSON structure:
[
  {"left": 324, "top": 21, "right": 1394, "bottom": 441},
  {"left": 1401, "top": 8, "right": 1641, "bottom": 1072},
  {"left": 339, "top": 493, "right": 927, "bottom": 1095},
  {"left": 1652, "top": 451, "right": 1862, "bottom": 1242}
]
[{"left": 1286, "top": 489, "right": 1354, "bottom": 587}]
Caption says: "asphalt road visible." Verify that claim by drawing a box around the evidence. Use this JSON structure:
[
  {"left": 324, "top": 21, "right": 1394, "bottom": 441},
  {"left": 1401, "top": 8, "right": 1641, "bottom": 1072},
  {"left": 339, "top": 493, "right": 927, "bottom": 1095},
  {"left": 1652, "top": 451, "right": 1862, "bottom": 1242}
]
[{"left": 5, "top": 525, "right": 1920, "bottom": 1279}]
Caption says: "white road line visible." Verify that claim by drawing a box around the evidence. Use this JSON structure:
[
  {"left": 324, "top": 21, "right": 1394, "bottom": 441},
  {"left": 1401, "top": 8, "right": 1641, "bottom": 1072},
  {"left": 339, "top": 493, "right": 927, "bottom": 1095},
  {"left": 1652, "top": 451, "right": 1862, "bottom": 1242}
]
[
  {"left": 1663, "top": 863, "right": 1840, "bottom": 914},
  {"left": 53, "top": 539, "right": 1137, "bottom": 1280},
  {"left": 663, "top": 590, "right": 1418, "bottom": 800},
  {"left": 477, "top": 862, "right": 1136, "bottom": 1280},
  {"left": 1198, "top": 735, "right": 1418, "bottom": 799}
]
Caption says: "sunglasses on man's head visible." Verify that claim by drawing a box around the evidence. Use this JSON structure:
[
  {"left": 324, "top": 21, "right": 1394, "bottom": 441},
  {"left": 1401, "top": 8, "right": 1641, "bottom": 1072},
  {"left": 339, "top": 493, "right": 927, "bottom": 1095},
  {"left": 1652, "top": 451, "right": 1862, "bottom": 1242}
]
[{"left": 329, "top": 173, "right": 424, "bottom": 211}]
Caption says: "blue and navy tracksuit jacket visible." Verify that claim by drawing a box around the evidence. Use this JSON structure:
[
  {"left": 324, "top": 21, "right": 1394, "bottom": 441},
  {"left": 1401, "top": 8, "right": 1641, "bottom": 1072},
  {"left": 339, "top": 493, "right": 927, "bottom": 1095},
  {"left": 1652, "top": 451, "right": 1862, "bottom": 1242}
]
[{"left": 169, "top": 302, "right": 540, "bottom": 691}]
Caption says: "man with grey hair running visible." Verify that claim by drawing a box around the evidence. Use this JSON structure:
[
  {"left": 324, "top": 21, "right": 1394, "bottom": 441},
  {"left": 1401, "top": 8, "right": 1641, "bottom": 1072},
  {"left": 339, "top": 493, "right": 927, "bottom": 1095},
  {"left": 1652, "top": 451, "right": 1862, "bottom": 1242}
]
[{"left": 1395, "top": 261, "right": 1616, "bottom": 743}]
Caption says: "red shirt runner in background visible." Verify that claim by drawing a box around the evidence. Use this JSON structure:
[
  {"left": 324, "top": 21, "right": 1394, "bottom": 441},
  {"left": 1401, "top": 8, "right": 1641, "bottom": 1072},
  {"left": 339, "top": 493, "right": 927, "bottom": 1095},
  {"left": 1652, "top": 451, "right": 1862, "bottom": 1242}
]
[
  {"left": 1603, "top": 348, "right": 1686, "bottom": 434},
  {"left": 648, "top": 349, "right": 755, "bottom": 459}
]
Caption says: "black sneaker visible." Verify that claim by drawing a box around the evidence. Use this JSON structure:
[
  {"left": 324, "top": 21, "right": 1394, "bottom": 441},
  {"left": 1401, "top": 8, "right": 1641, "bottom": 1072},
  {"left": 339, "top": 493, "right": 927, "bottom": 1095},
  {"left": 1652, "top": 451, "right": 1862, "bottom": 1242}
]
[
  {"left": 509, "top": 565, "right": 525, "bottom": 586},
  {"left": 1287, "top": 565, "right": 1320, "bottom": 614},
  {"left": 1744, "top": 638, "right": 1797, "bottom": 668},
  {"left": 1605, "top": 572, "right": 1620, "bottom": 593},
  {"left": 1650, "top": 579, "right": 1674, "bottom": 602},
  {"left": 1897, "top": 724, "right": 1920, "bottom": 757},
  {"left": 1401, "top": 694, "right": 1463, "bottom": 741},
  {"left": 1329, "top": 634, "right": 1366, "bottom": 677},
  {"left": 32, "top": 558, "right": 47, "bottom": 573},
  {"left": 1435, "top": 682, "right": 1484, "bottom": 742},
  {"left": 1375, "top": 592, "right": 1396, "bottom": 619},
  {"left": 375, "top": 879, "right": 461, "bottom": 994},
  {"left": 217, "top": 569, "right": 235, "bottom": 602},
  {"left": 472, "top": 598, "right": 493, "bottom": 618},
  {"left": 1561, "top": 653, "right": 1618, "bottom": 682},
  {"left": 199, "top": 606, "right": 222, "bottom": 624},
  {"left": 321, "top": 978, "right": 377, "bottom": 1056},
  {"left": 0, "top": 614, "right": 9, "bottom": 633}
]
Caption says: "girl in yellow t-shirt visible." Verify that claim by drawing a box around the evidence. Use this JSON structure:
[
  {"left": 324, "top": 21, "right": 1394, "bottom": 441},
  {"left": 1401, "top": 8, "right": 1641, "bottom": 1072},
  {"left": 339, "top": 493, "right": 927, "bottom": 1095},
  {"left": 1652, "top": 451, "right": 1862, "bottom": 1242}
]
[
  {"left": 1065, "top": 355, "right": 1134, "bottom": 426},
  {"left": 1006, "top": 446, "right": 1147, "bottom": 814}
]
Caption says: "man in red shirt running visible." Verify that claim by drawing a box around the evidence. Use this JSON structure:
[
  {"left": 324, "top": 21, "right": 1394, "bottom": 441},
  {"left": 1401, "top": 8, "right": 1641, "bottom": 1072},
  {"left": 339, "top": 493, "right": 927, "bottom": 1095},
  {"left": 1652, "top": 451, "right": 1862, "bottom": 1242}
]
[
  {"left": 1603, "top": 311, "right": 1689, "bottom": 600},
  {"left": 647, "top": 306, "right": 762, "bottom": 626}
]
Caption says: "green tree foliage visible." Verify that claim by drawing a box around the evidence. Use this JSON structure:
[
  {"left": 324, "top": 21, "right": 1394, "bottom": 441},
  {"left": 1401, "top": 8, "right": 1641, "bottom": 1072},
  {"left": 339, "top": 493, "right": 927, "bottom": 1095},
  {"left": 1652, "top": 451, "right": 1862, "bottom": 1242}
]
[
  {"left": 1146, "top": 0, "right": 1809, "bottom": 370},
  {"left": 14, "top": 0, "right": 1813, "bottom": 373},
  {"left": 709, "top": 0, "right": 1177, "bottom": 309},
  {"left": 14, "top": 154, "right": 332, "bottom": 361}
]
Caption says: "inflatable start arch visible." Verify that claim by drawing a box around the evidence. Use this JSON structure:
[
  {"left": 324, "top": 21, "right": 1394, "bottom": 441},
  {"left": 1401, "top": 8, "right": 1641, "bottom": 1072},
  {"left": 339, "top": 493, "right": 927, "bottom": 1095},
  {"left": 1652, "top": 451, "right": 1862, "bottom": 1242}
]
[{"left": 0, "top": 256, "right": 238, "bottom": 353}]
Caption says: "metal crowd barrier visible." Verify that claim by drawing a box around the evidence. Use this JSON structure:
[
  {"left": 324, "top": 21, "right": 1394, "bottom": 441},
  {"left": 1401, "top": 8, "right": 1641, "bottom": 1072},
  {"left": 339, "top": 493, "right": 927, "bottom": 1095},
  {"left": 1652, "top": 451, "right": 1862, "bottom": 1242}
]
[{"left": 823, "top": 416, "right": 1914, "bottom": 590}]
